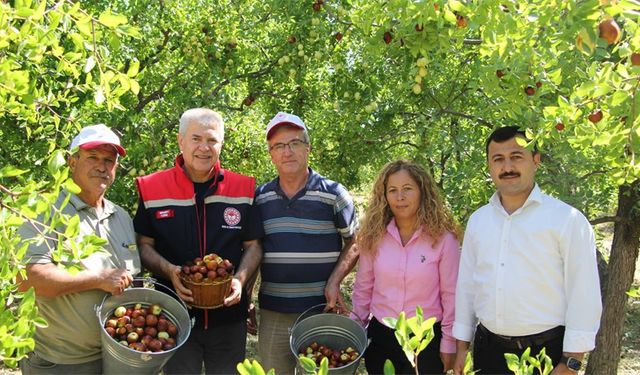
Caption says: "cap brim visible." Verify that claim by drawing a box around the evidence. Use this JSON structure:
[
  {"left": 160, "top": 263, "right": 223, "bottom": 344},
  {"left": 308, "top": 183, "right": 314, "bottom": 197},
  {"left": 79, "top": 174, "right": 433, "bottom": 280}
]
[
  {"left": 266, "top": 122, "right": 305, "bottom": 139},
  {"left": 80, "top": 141, "right": 126, "bottom": 156}
]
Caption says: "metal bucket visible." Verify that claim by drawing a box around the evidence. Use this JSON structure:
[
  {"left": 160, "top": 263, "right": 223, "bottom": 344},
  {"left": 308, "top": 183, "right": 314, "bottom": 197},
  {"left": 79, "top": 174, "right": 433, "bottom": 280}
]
[
  {"left": 289, "top": 304, "right": 368, "bottom": 374},
  {"left": 96, "top": 278, "right": 191, "bottom": 374}
]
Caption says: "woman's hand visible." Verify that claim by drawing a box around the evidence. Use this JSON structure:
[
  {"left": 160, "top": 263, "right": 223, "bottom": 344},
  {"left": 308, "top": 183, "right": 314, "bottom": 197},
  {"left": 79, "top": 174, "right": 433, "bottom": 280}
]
[{"left": 441, "top": 352, "right": 456, "bottom": 373}]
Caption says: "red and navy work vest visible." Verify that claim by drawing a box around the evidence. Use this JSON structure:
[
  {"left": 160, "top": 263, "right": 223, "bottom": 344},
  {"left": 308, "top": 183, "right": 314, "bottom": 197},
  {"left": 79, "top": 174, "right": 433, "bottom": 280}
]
[{"left": 134, "top": 155, "right": 263, "bottom": 327}]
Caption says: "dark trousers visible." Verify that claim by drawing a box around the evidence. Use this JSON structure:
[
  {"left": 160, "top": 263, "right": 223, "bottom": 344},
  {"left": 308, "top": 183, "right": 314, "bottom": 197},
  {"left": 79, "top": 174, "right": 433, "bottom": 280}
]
[
  {"left": 364, "top": 317, "right": 444, "bottom": 375},
  {"left": 473, "top": 324, "right": 564, "bottom": 375},
  {"left": 163, "top": 319, "right": 247, "bottom": 375}
]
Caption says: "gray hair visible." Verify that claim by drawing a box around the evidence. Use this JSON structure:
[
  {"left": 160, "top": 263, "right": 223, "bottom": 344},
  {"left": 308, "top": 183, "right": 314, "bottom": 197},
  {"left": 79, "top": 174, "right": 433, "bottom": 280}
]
[
  {"left": 179, "top": 108, "right": 225, "bottom": 137},
  {"left": 301, "top": 128, "right": 311, "bottom": 144}
]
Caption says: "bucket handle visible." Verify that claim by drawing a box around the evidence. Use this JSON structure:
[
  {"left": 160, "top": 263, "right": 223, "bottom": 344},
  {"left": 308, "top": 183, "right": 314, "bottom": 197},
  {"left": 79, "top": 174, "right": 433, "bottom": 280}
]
[
  {"left": 95, "top": 277, "right": 188, "bottom": 321},
  {"left": 289, "top": 302, "right": 343, "bottom": 335}
]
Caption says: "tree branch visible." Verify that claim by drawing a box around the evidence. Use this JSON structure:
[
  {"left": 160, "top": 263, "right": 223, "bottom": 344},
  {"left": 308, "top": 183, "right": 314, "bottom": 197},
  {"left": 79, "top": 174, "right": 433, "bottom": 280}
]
[
  {"left": 210, "top": 64, "right": 275, "bottom": 98},
  {"left": 135, "top": 66, "right": 186, "bottom": 112},
  {"left": 439, "top": 108, "right": 493, "bottom": 128},
  {"left": 590, "top": 216, "right": 621, "bottom": 225}
]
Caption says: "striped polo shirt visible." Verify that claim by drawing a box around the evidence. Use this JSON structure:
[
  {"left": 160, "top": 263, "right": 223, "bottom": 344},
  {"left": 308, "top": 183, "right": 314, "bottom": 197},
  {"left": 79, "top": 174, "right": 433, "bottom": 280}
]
[{"left": 255, "top": 168, "right": 357, "bottom": 313}]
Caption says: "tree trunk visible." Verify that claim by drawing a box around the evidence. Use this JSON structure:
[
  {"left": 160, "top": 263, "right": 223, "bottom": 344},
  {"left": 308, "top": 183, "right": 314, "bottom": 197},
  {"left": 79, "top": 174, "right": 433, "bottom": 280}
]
[{"left": 587, "top": 180, "right": 640, "bottom": 374}]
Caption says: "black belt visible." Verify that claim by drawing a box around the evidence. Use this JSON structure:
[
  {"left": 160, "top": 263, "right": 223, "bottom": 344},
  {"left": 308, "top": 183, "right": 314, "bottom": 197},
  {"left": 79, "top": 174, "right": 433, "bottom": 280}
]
[{"left": 478, "top": 324, "right": 565, "bottom": 350}]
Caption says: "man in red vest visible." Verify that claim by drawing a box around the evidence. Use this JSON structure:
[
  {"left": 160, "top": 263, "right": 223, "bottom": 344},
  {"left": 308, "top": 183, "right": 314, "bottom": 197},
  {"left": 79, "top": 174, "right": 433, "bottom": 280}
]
[{"left": 134, "top": 108, "right": 263, "bottom": 374}]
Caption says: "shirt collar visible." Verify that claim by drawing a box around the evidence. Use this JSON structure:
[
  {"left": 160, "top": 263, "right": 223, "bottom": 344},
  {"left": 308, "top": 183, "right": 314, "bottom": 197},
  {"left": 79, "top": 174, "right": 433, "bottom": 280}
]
[
  {"left": 65, "top": 189, "right": 116, "bottom": 217},
  {"left": 174, "top": 154, "right": 222, "bottom": 183},
  {"left": 273, "top": 167, "right": 317, "bottom": 196},
  {"left": 490, "top": 183, "right": 543, "bottom": 213},
  {"left": 386, "top": 218, "right": 423, "bottom": 245}
]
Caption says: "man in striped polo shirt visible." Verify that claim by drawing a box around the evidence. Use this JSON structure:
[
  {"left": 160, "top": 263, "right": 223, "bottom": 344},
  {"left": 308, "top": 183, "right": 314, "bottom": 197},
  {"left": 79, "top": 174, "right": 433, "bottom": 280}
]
[{"left": 254, "top": 112, "right": 359, "bottom": 374}]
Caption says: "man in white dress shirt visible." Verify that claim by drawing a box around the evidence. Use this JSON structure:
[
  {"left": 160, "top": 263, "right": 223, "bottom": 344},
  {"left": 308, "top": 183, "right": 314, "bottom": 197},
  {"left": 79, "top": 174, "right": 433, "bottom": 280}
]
[{"left": 453, "top": 126, "right": 602, "bottom": 375}]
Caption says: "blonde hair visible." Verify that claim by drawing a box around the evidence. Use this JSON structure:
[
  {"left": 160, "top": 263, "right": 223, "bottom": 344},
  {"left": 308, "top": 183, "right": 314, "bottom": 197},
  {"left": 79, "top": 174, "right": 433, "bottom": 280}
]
[{"left": 357, "top": 160, "right": 461, "bottom": 255}]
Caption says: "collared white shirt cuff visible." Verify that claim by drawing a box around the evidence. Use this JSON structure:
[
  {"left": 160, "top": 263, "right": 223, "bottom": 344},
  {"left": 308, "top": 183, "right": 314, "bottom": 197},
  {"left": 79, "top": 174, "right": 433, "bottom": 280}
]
[
  {"left": 452, "top": 322, "right": 475, "bottom": 342},
  {"left": 563, "top": 329, "right": 597, "bottom": 353}
]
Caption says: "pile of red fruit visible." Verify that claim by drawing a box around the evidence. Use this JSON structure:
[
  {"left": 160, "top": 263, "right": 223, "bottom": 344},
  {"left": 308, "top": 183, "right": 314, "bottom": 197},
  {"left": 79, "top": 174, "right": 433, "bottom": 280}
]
[
  {"left": 180, "top": 253, "right": 234, "bottom": 283},
  {"left": 103, "top": 303, "right": 178, "bottom": 352},
  {"left": 298, "top": 342, "right": 360, "bottom": 368}
]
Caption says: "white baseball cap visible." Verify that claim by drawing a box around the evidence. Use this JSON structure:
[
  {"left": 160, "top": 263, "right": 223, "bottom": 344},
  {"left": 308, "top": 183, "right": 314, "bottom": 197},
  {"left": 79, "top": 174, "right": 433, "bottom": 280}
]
[
  {"left": 70, "top": 124, "right": 126, "bottom": 156},
  {"left": 266, "top": 112, "right": 307, "bottom": 139}
]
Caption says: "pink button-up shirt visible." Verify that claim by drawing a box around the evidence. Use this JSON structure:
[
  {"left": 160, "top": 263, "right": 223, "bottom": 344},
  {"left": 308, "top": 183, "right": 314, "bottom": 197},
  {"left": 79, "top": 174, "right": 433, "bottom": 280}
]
[{"left": 351, "top": 219, "right": 460, "bottom": 353}]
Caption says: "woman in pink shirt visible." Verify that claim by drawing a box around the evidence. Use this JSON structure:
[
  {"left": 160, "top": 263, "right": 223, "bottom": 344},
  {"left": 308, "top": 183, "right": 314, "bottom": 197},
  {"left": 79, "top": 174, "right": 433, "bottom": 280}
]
[{"left": 351, "top": 160, "right": 461, "bottom": 374}]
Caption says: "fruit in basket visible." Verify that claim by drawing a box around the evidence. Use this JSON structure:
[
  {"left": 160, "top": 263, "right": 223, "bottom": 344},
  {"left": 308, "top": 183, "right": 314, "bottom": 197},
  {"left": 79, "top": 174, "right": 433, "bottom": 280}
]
[
  {"left": 179, "top": 254, "right": 235, "bottom": 308},
  {"left": 298, "top": 342, "right": 360, "bottom": 368},
  {"left": 179, "top": 254, "right": 234, "bottom": 283},
  {"left": 104, "top": 303, "right": 179, "bottom": 353}
]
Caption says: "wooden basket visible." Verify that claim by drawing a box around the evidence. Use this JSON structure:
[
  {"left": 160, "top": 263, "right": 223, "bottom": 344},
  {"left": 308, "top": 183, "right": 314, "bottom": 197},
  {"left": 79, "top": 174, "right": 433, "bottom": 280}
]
[{"left": 180, "top": 275, "right": 232, "bottom": 309}]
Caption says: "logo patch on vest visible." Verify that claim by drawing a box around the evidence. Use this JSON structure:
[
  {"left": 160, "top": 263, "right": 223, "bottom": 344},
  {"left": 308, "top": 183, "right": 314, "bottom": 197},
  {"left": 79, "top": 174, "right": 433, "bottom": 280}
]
[
  {"left": 223, "top": 207, "right": 241, "bottom": 226},
  {"left": 155, "top": 209, "right": 174, "bottom": 219}
]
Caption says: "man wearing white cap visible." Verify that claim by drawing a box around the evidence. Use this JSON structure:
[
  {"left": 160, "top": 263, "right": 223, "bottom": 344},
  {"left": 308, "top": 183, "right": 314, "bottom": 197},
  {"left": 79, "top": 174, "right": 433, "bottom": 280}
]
[
  {"left": 253, "top": 112, "right": 359, "bottom": 374},
  {"left": 18, "top": 124, "right": 141, "bottom": 374}
]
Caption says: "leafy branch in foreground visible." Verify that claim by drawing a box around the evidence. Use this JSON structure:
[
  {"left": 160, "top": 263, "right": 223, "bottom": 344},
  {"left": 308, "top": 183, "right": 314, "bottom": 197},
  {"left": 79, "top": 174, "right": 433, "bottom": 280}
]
[
  {"left": 383, "top": 305, "right": 436, "bottom": 375},
  {"left": 505, "top": 347, "right": 553, "bottom": 375}
]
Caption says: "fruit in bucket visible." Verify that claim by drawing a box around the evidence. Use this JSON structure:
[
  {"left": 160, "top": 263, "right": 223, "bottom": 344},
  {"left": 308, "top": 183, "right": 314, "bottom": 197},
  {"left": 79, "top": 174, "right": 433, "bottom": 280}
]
[
  {"left": 298, "top": 342, "right": 360, "bottom": 368},
  {"left": 103, "top": 303, "right": 179, "bottom": 353}
]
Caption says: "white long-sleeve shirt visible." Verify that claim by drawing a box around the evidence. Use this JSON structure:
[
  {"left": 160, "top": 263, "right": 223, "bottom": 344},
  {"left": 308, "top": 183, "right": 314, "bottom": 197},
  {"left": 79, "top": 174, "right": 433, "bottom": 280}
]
[{"left": 453, "top": 184, "right": 602, "bottom": 352}]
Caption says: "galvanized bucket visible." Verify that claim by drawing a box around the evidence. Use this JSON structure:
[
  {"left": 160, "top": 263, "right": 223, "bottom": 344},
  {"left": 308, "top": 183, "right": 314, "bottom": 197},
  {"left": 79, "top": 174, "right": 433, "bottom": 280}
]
[
  {"left": 96, "top": 278, "right": 191, "bottom": 374},
  {"left": 289, "top": 304, "right": 368, "bottom": 374}
]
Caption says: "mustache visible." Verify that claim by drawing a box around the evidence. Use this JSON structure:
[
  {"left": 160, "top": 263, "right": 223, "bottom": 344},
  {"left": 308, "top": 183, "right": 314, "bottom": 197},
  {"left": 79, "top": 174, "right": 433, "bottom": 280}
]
[
  {"left": 90, "top": 173, "right": 111, "bottom": 179},
  {"left": 499, "top": 172, "right": 520, "bottom": 179}
]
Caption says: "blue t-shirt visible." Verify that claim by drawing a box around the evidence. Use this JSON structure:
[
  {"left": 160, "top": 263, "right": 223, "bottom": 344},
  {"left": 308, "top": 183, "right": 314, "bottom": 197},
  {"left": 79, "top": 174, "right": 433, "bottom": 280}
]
[{"left": 255, "top": 168, "right": 357, "bottom": 313}]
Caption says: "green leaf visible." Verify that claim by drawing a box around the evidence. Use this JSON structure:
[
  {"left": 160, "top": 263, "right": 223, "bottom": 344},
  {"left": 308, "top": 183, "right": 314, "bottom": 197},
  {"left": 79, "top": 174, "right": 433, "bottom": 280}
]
[
  {"left": 383, "top": 316, "right": 398, "bottom": 328},
  {"left": 592, "top": 84, "right": 613, "bottom": 97},
  {"left": 318, "top": 356, "right": 329, "bottom": 375},
  {"left": 592, "top": 133, "right": 612, "bottom": 146},
  {"left": 15, "top": 8, "right": 34, "bottom": 18},
  {"left": 575, "top": 81, "right": 595, "bottom": 97},
  {"left": 84, "top": 56, "right": 96, "bottom": 73},
  {"left": 75, "top": 16, "right": 92, "bottom": 36},
  {"left": 464, "top": 351, "right": 474, "bottom": 373},
  {"left": 299, "top": 356, "right": 317, "bottom": 373},
  {"left": 32, "top": 317, "right": 48, "bottom": 328},
  {"left": 443, "top": 9, "right": 457, "bottom": 24},
  {"left": 118, "top": 25, "right": 142, "bottom": 38},
  {"left": 127, "top": 60, "right": 140, "bottom": 77},
  {"left": 610, "top": 90, "right": 629, "bottom": 106},
  {"left": 32, "top": 0, "right": 46, "bottom": 20},
  {"left": 130, "top": 79, "right": 140, "bottom": 95},
  {"left": 94, "top": 87, "right": 105, "bottom": 105},
  {"left": 504, "top": 353, "right": 520, "bottom": 372},
  {"left": 63, "top": 178, "right": 81, "bottom": 195},
  {"left": 548, "top": 68, "right": 562, "bottom": 85},
  {"left": 0, "top": 166, "right": 29, "bottom": 178},
  {"left": 98, "top": 11, "right": 127, "bottom": 28},
  {"left": 383, "top": 359, "right": 396, "bottom": 375},
  {"left": 236, "top": 359, "right": 252, "bottom": 375},
  {"left": 448, "top": 0, "right": 466, "bottom": 12},
  {"left": 47, "top": 150, "right": 66, "bottom": 175}
]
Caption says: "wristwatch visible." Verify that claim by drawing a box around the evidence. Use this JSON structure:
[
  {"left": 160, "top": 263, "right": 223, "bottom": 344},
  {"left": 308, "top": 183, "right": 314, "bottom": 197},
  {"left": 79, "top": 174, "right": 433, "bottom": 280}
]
[{"left": 559, "top": 356, "right": 582, "bottom": 372}]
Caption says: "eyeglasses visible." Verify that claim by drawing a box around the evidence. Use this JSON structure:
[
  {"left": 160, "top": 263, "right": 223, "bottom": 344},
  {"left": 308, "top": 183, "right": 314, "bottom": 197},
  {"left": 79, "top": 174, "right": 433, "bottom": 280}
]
[{"left": 269, "top": 139, "right": 308, "bottom": 154}]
